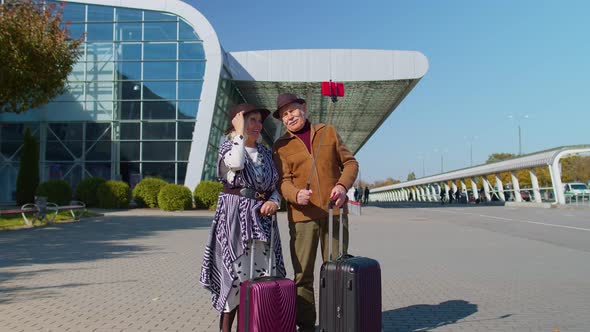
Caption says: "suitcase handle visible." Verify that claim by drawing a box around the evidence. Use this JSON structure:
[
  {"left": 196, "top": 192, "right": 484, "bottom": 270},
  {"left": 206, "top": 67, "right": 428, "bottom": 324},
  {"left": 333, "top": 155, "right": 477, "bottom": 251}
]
[
  {"left": 249, "top": 213, "right": 277, "bottom": 279},
  {"left": 328, "top": 200, "right": 346, "bottom": 261}
]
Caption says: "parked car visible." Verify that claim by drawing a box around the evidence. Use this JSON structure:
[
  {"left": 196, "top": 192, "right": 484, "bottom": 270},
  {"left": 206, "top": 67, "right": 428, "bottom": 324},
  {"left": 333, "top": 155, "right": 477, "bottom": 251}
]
[{"left": 564, "top": 182, "right": 590, "bottom": 196}]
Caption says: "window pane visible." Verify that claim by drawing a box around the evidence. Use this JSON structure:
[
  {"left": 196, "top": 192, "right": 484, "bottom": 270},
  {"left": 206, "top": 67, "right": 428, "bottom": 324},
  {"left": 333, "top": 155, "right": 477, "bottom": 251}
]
[
  {"left": 86, "top": 141, "right": 111, "bottom": 161},
  {"left": 87, "top": 5, "right": 113, "bottom": 21},
  {"left": 142, "top": 162, "right": 175, "bottom": 183},
  {"left": 143, "top": 62, "right": 177, "bottom": 80},
  {"left": 87, "top": 62, "right": 115, "bottom": 80},
  {"left": 116, "top": 8, "right": 142, "bottom": 22},
  {"left": 178, "top": 101, "right": 198, "bottom": 119},
  {"left": 120, "top": 101, "right": 140, "bottom": 120},
  {"left": 86, "top": 123, "right": 111, "bottom": 140},
  {"left": 142, "top": 143, "right": 175, "bottom": 160},
  {"left": 142, "top": 81, "right": 176, "bottom": 100},
  {"left": 120, "top": 142, "right": 140, "bottom": 161},
  {"left": 49, "top": 123, "right": 83, "bottom": 141},
  {"left": 87, "top": 43, "right": 114, "bottom": 62},
  {"left": 86, "top": 162, "right": 111, "bottom": 178},
  {"left": 144, "top": 11, "right": 177, "bottom": 21},
  {"left": 144, "top": 22, "right": 177, "bottom": 41},
  {"left": 179, "top": 20, "right": 199, "bottom": 40},
  {"left": 55, "top": 82, "right": 84, "bottom": 102},
  {"left": 178, "top": 81, "right": 202, "bottom": 100},
  {"left": 179, "top": 42, "right": 205, "bottom": 60},
  {"left": 118, "top": 81, "right": 142, "bottom": 100},
  {"left": 117, "top": 43, "right": 141, "bottom": 61},
  {"left": 143, "top": 101, "right": 176, "bottom": 120},
  {"left": 47, "top": 142, "right": 75, "bottom": 160},
  {"left": 142, "top": 123, "right": 175, "bottom": 139},
  {"left": 67, "top": 23, "right": 85, "bottom": 41},
  {"left": 87, "top": 23, "right": 114, "bottom": 41},
  {"left": 85, "top": 100, "right": 114, "bottom": 116},
  {"left": 120, "top": 123, "right": 140, "bottom": 139},
  {"left": 178, "top": 121, "right": 195, "bottom": 139},
  {"left": 120, "top": 162, "right": 139, "bottom": 184},
  {"left": 144, "top": 43, "right": 177, "bottom": 60},
  {"left": 178, "top": 61, "right": 205, "bottom": 79},
  {"left": 177, "top": 162, "right": 187, "bottom": 184},
  {"left": 116, "top": 62, "right": 141, "bottom": 81},
  {"left": 62, "top": 3, "right": 85, "bottom": 22},
  {"left": 178, "top": 142, "right": 191, "bottom": 160},
  {"left": 86, "top": 82, "right": 113, "bottom": 101},
  {"left": 115, "top": 22, "right": 142, "bottom": 41}
]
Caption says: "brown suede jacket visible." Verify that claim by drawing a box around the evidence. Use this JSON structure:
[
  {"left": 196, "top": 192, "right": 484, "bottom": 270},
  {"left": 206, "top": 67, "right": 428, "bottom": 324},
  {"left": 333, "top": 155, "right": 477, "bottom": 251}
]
[{"left": 273, "top": 123, "right": 359, "bottom": 222}]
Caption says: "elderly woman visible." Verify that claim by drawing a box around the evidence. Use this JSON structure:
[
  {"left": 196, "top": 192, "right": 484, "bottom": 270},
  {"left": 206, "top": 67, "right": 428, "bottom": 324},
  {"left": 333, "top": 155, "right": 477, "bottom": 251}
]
[{"left": 199, "top": 103, "right": 286, "bottom": 332}]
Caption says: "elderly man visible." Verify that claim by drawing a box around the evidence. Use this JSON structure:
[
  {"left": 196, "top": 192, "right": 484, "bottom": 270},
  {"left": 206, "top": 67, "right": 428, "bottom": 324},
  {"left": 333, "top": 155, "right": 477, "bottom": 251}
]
[{"left": 272, "top": 93, "right": 359, "bottom": 331}]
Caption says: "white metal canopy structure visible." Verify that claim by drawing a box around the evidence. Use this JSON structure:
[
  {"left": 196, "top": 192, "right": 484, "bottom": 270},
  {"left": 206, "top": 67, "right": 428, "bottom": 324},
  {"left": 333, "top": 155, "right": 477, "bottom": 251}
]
[
  {"left": 370, "top": 145, "right": 590, "bottom": 206},
  {"left": 227, "top": 50, "right": 428, "bottom": 153}
]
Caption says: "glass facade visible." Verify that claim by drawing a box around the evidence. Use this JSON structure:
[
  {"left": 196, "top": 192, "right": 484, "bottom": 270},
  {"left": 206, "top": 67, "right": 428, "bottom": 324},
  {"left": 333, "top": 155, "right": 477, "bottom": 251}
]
[{"left": 0, "top": 1, "right": 205, "bottom": 203}]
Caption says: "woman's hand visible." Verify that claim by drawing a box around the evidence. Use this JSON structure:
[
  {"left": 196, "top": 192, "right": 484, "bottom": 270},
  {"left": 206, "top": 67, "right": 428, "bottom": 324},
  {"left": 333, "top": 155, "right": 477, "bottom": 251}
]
[
  {"left": 231, "top": 110, "right": 245, "bottom": 136},
  {"left": 260, "top": 201, "right": 279, "bottom": 216}
]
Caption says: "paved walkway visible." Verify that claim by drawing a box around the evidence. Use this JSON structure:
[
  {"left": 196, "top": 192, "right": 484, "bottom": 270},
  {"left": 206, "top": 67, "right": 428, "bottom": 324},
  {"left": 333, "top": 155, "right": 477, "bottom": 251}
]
[{"left": 1, "top": 206, "right": 589, "bottom": 331}]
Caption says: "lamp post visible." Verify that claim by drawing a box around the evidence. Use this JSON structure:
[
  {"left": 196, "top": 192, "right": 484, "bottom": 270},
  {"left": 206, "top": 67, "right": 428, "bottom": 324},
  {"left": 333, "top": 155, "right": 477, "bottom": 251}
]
[
  {"left": 464, "top": 136, "right": 478, "bottom": 166},
  {"left": 434, "top": 148, "right": 448, "bottom": 173},
  {"left": 508, "top": 114, "right": 529, "bottom": 155}
]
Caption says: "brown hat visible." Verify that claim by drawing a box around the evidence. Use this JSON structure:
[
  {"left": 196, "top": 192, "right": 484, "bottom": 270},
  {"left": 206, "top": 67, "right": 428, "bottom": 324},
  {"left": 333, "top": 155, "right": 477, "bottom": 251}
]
[
  {"left": 225, "top": 103, "right": 270, "bottom": 134},
  {"left": 273, "top": 93, "right": 306, "bottom": 119}
]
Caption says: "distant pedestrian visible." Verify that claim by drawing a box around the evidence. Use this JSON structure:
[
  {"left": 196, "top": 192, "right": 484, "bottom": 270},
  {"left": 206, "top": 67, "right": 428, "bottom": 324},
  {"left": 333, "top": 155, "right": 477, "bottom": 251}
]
[
  {"left": 455, "top": 189, "right": 461, "bottom": 203},
  {"left": 448, "top": 189, "right": 454, "bottom": 204},
  {"left": 440, "top": 187, "right": 445, "bottom": 204},
  {"left": 364, "top": 186, "right": 370, "bottom": 204},
  {"left": 354, "top": 187, "right": 359, "bottom": 202}
]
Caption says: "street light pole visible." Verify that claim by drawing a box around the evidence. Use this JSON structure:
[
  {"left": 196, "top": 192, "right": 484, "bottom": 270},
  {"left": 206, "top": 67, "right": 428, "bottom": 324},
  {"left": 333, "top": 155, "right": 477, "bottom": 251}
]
[
  {"left": 518, "top": 124, "right": 522, "bottom": 156},
  {"left": 508, "top": 114, "right": 528, "bottom": 155}
]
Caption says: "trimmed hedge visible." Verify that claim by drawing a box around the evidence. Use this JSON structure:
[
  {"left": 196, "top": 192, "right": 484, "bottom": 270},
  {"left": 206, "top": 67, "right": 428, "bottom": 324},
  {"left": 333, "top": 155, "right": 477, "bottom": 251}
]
[
  {"left": 158, "top": 184, "right": 192, "bottom": 211},
  {"left": 36, "top": 180, "right": 72, "bottom": 205},
  {"left": 132, "top": 177, "right": 168, "bottom": 208},
  {"left": 75, "top": 177, "right": 106, "bottom": 207},
  {"left": 97, "top": 180, "right": 130, "bottom": 209},
  {"left": 194, "top": 180, "right": 223, "bottom": 210}
]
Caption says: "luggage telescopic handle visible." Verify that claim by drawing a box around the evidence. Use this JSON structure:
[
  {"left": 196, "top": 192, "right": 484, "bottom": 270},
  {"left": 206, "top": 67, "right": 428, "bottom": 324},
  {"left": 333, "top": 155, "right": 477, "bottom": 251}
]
[
  {"left": 328, "top": 200, "right": 345, "bottom": 261},
  {"left": 250, "top": 213, "right": 277, "bottom": 279}
]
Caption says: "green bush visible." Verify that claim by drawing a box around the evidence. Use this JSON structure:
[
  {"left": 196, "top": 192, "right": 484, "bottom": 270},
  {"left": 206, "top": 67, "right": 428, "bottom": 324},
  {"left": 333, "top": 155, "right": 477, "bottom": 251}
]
[
  {"left": 193, "top": 180, "right": 223, "bottom": 210},
  {"left": 75, "top": 177, "right": 106, "bottom": 207},
  {"left": 16, "top": 128, "right": 39, "bottom": 205},
  {"left": 158, "top": 184, "right": 192, "bottom": 211},
  {"left": 97, "top": 180, "right": 130, "bottom": 209},
  {"left": 132, "top": 177, "right": 168, "bottom": 208},
  {"left": 36, "top": 180, "right": 72, "bottom": 205}
]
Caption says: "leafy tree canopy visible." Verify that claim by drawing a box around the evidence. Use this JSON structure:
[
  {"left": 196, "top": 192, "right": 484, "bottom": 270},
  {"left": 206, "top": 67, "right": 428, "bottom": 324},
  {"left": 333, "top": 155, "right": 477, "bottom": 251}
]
[
  {"left": 486, "top": 153, "right": 516, "bottom": 164},
  {"left": 407, "top": 171, "right": 416, "bottom": 181},
  {"left": 0, "top": 0, "right": 82, "bottom": 113}
]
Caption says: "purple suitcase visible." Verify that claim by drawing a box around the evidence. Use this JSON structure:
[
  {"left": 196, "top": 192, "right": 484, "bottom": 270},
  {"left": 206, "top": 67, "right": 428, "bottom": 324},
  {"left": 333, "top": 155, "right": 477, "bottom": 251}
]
[
  {"left": 319, "top": 202, "right": 382, "bottom": 332},
  {"left": 238, "top": 214, "right": 296, "bottom": 332}
]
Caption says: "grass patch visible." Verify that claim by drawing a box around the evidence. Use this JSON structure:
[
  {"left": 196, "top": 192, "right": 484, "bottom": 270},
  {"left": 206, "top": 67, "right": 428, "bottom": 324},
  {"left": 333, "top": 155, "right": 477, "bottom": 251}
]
[{"left": 0, "top": 209, "right": 101, "bottom": 231}]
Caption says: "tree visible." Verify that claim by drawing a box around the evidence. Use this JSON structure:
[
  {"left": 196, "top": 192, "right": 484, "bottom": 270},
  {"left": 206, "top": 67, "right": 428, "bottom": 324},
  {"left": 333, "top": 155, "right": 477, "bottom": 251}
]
[
  {"left": 16, "top": 128, "right": 40, "bottom": 205},
  {"left": 407, "top": 171, "right": 416, "bottom": 181},
  {"left": 486, "top": 153, "right": 516, "bottom": 164},
  {"left": 0, "top": 0, "right": 83, "bottom": 113}
]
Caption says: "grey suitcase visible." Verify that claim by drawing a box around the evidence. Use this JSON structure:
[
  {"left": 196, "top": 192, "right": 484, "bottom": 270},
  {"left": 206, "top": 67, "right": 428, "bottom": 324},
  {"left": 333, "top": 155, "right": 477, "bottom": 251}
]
[{"left": 319, "top": 201, "right": 382, "bottom": 332}]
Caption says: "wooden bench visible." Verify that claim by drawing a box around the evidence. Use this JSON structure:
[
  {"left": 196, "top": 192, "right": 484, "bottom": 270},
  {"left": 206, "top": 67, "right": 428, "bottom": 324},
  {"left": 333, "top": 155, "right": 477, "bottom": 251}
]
[{"left": 0, "top": 198, "right": 86, "bottom": 226}]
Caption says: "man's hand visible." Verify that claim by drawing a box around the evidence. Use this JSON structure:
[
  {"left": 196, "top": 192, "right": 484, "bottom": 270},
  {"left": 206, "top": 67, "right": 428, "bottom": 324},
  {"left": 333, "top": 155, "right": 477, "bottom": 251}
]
[
  {"left": 330, "top": 185, "right": 347, "bottom": 208},
  {"left": 296, "top": 189, "right": 313, "bottom": 205},
  {"left": 260, "top": 201, "right": 279, "bottom": 216}
]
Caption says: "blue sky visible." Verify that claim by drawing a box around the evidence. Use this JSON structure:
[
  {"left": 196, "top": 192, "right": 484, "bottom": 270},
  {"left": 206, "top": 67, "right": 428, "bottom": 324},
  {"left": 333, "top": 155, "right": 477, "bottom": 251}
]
[{"left": 187, "top": 0, "right": 590, "bottom": 183}]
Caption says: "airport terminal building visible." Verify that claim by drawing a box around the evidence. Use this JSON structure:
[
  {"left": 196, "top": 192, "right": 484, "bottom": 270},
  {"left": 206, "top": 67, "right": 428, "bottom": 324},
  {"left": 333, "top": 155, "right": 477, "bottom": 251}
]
[{"left": 0, "top": 0, "right": 428, "bottom": 204}]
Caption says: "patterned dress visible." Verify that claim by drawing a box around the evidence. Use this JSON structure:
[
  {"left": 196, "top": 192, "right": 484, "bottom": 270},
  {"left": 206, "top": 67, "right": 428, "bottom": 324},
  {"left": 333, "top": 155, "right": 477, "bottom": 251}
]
[{"left": 199, "top": 135, "right": 286, "bottom": 313}]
